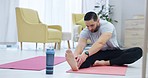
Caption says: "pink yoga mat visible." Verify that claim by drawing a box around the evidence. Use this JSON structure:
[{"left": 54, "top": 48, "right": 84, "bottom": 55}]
[
  {"left": 0, "top": 56, "right": 65, "bottom": 71},
  {"left": 67, "top": 66, "right": 127, "bottom": 76}
]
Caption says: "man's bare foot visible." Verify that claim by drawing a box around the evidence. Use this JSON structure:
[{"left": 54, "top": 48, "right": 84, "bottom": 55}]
[
  {"left": 65, "top": 49, "right": 79, "bottom": 71},
  {"left": 93, "top": 60, "right": 110, "bottom": 66}
]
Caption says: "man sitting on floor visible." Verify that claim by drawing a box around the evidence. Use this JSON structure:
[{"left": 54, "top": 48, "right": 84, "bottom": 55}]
[{"left": 65, "top": 12, "right": 142, "bottom": 71}]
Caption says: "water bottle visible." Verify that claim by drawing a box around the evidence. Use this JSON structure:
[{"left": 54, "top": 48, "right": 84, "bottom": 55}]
[{"left": 46, "top": 48, "right": 55, "bottom": 74}]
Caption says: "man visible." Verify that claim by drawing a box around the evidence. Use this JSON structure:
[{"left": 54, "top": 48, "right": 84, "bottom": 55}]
[{"left": 65, "top": 12, "right": 142, "bottom": 71}]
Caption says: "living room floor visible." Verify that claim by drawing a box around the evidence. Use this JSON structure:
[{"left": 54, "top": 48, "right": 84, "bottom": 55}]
[{"left": 0, "top": 43, "right": 148, "bottom": 78}]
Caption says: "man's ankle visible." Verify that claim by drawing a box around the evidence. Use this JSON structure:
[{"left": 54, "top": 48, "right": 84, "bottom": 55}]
[{"left": 106, "top": 60, "right": 110, "bottom": 65}]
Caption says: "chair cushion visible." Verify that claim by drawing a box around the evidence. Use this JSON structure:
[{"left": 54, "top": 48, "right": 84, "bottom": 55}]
[
  {"left": 62, "top": 32, "right": 71, "bottom": 40},
  {"left": 76, "top": 18, "right": 86, "bottom": 28},
  {"left": 48, "top": 29, "right": 62, "bottom": 39}
]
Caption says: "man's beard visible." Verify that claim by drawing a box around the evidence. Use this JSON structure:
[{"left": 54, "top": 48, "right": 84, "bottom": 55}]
[{"left": 91, "top": 26, "right": 99, "bottom": 33}]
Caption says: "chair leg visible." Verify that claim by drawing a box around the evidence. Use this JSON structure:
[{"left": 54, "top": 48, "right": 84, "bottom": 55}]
[
  {"left": 67, "top": 40, "right": 70, "bottom": 49},
  {"left": 57, "top": 42, "right": 61, "bottom": 50},
  {"left": 43, "top": 43, "right": 45, "bottom": 52},
  {"left": 54, "top": 43, "right": 57, "bottom": 49},
  {"left": 20, "top": 42, "right": 22, "bottom": 50},
  {"left": 36, "top": 43, "right": 37, "bottom": 50}
]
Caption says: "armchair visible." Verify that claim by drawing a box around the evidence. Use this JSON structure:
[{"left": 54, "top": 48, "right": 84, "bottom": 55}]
[
  {"left": 72, "top": 14, "right": 92, "bottom": 48},
  {"left": 72, "top": 14, "right": 85, "bottom": 47},
  {"left": 16, "top": 7, "right": 62, "bottom": 50}
]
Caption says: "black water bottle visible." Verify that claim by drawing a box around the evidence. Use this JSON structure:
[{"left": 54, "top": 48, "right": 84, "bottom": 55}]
[{"left": 46, "top": 48, "right": 54, "bottom": 74}]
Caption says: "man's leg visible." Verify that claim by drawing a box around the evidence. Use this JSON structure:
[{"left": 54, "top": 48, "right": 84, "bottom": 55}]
[
  {"left": 93, "top": 49, "right": 124, "bottom": 66},
  {"left": 65, "top": 50, "right": 78, "bottom": 71},
  {"left": 110, "top": 47, "right": 143, "bottom": 65},
  {"left": 79, "top": 50, "right": 113, "bottom": 68},
  {"left": 93, "top": 60, "right": 110, "bottom": 66},
  {"left": 80, "top": 47, "right": 142, "bottom": 68}
]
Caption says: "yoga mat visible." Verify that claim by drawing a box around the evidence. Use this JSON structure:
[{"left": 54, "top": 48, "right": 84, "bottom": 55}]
[
  {"left": 67, "top": 65, "right": 127, "bottom": 76},
  {"left": 0, "top": 56, "right": 65, "bottom": 71}
]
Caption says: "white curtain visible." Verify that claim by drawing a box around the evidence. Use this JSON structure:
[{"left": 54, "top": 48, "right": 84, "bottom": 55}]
[
  {"left": 0, "top": 0, "right": 19, "bottom": 44},
  {"left": 45, "top": 0, "right": 82, "bottom": 32},
  {"left": 19, "top": 0, "right": 45, "bottom": 23},
  {"left": 19, "top": 0, "right": 82, "bottom": 32}
]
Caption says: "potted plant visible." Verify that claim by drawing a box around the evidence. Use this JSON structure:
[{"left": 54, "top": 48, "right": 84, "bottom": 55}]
[{"left": 95, "top": 4, "right": 118, "bottom": 23}]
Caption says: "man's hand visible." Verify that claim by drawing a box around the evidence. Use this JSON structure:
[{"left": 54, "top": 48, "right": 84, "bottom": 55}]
[{"left": 75, "top": 53, "right": 88, "bottom": 67}]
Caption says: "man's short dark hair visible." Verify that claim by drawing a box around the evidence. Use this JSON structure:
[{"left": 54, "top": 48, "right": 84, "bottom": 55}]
[{"left": 84, "top": 12, "right": 98, "bottom": 21}]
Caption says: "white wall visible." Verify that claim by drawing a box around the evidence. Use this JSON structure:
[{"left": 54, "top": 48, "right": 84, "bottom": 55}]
[
  {"left": 82, "top": 0, "right": 109, "bottom": 14},
  {"left": 109, "top": 0, "right": 122, "bottom": 46},
  {"left": 109, "top": 0, "right": 145, "bottom": 46},
  {"left": 82, "top": 0, "right": 96, "bottom": 13},
  {"left": 122, "top": 0, "right": 145, "bottom": 20}
]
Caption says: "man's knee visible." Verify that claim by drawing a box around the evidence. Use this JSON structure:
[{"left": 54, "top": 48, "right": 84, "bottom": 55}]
[{"left": 134, "top": 47, "right": 143, "bottom": 59}]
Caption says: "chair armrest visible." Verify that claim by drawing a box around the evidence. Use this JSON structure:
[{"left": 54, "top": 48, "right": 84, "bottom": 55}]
[
  {"left": 17, "top": 22, "right": 48, "bottom": 42},
  {"left": 48, "top": 25, "right": 62, "bottom": 31},
  {"left": 73, "top": 25, "right": 83, "bottom": 42}
]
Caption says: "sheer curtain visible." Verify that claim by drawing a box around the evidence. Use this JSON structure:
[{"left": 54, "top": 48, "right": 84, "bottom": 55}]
[
  {"left": 19, "top": 0, "right": 82, "bottom": 32},
  {"left": 19, "top": 0, "right": 45, "bottom": 23},
  {"left": 0, "top": 0, "right": 19, "bottom": 44},
  {"left": 45, "top": 0, "right": 82, "bottom": 32}
]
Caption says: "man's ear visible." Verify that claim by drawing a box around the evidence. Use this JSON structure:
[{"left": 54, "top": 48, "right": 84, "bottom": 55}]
[
  {"left": 97, "top": 19, "right": 100, "bottom": 23},
  {"left": 97, "top": 19, "right": 100, "bottom": 25}
]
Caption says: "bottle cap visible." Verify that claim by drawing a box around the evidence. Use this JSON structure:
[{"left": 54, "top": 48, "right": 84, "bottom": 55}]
[{"left": 46, "top": 49, "right": 54, "bottom": 54}]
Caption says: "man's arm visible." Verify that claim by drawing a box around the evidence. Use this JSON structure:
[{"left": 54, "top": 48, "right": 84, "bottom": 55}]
[
  {"left": 74, "top": 38, "right": 87, "bottom": 57},
  {"left": 87, "top": 32, "right": 112, "bottom": 56},
  {"left": 76, "top": 32, "right": 112, "bottom": 67}
]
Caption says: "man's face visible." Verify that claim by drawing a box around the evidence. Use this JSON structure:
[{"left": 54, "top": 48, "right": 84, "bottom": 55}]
[{"left": 85, "top": 19, "right": 99, "bottom": 33}]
